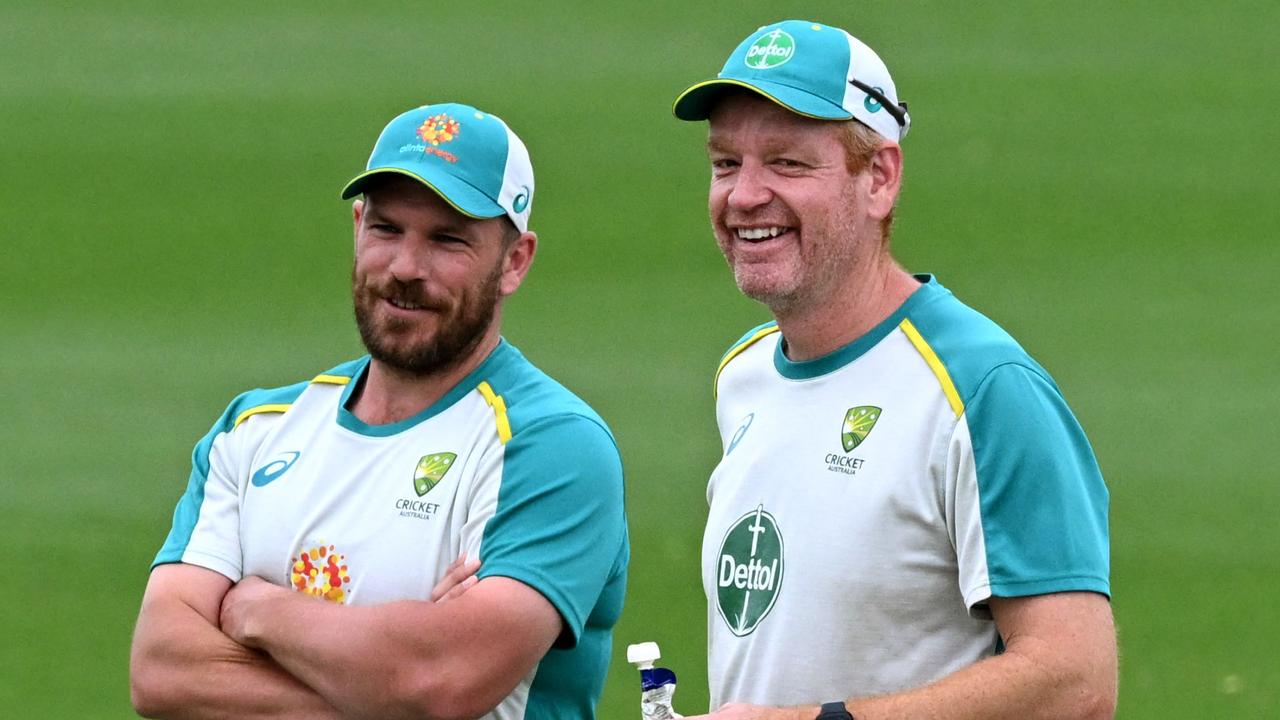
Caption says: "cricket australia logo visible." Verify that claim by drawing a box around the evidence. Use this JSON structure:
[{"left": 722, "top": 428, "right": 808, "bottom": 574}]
[
  {"left": 825, "top": 406, "right": 880, "bottom": 475},
  {"left": 842, "top": 406, "right": 881, "bottom": 451},
  {"left": 744, "top": 29, "right": 795, "bottom": 70},
  {"left": 716, "top": 505, "right": 784, "bottom": 636},
  {"left": 413, "top": 452, "right": 456, "bottom": 496}
]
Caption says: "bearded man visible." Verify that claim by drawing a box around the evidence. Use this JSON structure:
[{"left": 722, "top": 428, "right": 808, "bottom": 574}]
[{"left": 129, "top": 103, "right": 629, "bottom": 720}]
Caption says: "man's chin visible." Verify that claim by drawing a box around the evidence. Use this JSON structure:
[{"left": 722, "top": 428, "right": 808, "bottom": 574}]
[{"left": 734, "top": 273, "right": 798, "bottom": 308}]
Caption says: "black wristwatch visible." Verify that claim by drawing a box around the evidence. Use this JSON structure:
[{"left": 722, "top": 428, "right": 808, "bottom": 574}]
[{"left": 816, "top": 701, "right": 854, "bottom": 719}]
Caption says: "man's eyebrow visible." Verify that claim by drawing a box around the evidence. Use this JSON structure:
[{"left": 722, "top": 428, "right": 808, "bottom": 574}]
[
  {"left": 707, "top": 137, "right": 734, "bottom": 153},
  {"left": 363, "top": 205, "right": 393, "bottom": 224}
]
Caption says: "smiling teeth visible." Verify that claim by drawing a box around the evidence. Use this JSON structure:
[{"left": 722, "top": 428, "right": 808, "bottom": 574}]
[
  {"left": 389, "top": 298, "right": 424, "bottom": 310},
  {"left": 737, "top": 227, "right": 786, "bottom": 240}
]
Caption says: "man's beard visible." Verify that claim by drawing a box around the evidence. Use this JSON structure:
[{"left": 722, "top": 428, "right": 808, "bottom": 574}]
[{"left": 352, "top": 262, "right": 502, "bottom": 377}]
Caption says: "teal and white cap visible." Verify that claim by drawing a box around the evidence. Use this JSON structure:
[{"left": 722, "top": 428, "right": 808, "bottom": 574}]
[
  {"left": 341, "top": 102, "right": 535, "bottom": 232},
  {"left": 673, "top": 20, "right": 910, "bottom": 142}
]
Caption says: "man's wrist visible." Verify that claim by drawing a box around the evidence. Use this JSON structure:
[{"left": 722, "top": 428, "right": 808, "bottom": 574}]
[{"left": 794, "top": 705, "right": 822, "bottom": 720}]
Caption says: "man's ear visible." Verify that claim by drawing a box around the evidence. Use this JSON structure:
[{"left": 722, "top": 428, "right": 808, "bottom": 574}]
[
  {"left": 500, "top": 232, "right": 538, "bottom": 297},
  {"left": 866, "top": 142, "right": 903, "bottom": 222},
  {"left": 352, "top": 199, "right": 364, "bottom": 252}
]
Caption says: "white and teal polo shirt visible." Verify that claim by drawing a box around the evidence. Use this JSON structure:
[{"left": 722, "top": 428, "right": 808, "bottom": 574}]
[
  {"left": 153, "top": 340, "right": 629, "bottom": 720},
  {"left": 703, "top": 275, "right": 1109, "bottom": 707}
]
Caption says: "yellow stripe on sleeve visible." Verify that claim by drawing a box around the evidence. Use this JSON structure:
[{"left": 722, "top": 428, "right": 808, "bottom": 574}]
[
  {"left": 311, "top": 374, "right": 352, "bottom": 386},
  {"left": 233, "top": 403, "right": 292, "bottom": 429},
  {"left": 476, "top": 381, "right": 513, "bottom": 444},
  {"left": 714, "top": 325, "right": 781, "bottom": 399},
  {"left": 899, "top": 319, "right": 965, "bottom": 418}
]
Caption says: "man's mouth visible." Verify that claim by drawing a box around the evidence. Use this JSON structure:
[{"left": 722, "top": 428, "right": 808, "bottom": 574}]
[
  {"left": 734, "top": 226, "right": 794, "bottom": 243},
  {"left": 386, "top": 297, "right": 428, "bottom": 311}
]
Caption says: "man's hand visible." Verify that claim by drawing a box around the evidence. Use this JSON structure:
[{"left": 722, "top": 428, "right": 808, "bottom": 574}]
[
  {"left": 430, "top": 555, "right": 481, "bottom": 604},
  {"left": 220, "top": 555, "right": 480, "bottom": 648},
  {"left": 220, "top": 575, "right": 292, "bottom": 648}
]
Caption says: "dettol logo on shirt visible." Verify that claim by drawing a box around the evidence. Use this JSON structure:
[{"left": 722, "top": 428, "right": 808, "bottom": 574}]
[{"left": 716, "top": 505, "right": 784, "bottom": 636}]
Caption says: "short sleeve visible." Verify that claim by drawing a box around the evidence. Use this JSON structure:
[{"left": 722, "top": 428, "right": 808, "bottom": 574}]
[
  {"left": 951, "top": 363, "right": 1110, "bottom": 607},
  {"left": 476, "top": 415, "right": 627, "bottom": 648},
  {"left": 151, "top": 404, "right": 245, "bottom": 581}
]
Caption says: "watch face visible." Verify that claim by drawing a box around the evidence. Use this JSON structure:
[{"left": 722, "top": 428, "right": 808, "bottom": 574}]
[{"left": 817, "top": 702, "right": 854, "bottom": 720}]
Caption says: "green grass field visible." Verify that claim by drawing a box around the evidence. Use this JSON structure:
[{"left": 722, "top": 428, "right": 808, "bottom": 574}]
[{"left": 2, "top": 1, "right": 1276, "bottom": 716}]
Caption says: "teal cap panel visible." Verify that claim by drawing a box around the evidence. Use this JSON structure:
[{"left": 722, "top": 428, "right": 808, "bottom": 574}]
[
  {"left": 341, "top": 103, "right": 510, "bottom": 220},
  {"left": 674, "top": 20, "right": 852, "bottom": 120}
]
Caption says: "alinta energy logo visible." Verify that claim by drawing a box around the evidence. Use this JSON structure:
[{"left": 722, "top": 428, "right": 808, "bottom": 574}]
[
  {"left": 291, "top": 543, "right": 353, "bottom": 604},
  {"left": 825, "top": 406, "right": 881, "bottom": 475},
  {"left": 744, "top": 29, "right": 795, "bottom": 70},
  {"left": 396, "top": 451, "right": 457, "bottom": 520},
  {"left": 716, "top": 505, "right": 784, "bottom": 637},
  {"left": 399, "top": 114, "right": 461, "bottom": 163}
]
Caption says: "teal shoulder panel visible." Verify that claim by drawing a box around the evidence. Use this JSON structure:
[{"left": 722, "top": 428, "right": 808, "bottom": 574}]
[
  {"left": 478, "top": 342, "right": 628, "bottom": 719},
  {"left": 908, "top": 281, "right": 1109, "bottom": 597},
  {"left": 319, "top": 356, "right": 366, "bottom": 380},
  {"left": 720, "top": 319, "right": 779, "bottom": 363},
  {"left": 900, "top": 280, "right": 1044, "bottom": 402},
  {"left": 151, "top": 376, "right": 314, "bottom": 569}
]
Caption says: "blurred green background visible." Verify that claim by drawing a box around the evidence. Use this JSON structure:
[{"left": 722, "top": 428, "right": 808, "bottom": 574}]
[{"left": 2, "top": 0, "right": 1276, "bottom": 717}]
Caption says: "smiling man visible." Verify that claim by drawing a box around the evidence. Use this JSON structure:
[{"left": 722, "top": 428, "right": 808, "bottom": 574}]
[
  {"left": 672, "top": 20, "right": 1116, "bottom": 720},
  {"left": 129, "top": 103, "right": 628, "bottom": 720}
]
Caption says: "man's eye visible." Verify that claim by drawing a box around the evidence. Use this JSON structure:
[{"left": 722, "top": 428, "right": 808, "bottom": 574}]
[
  {"left": 370, "top": 223, "right": 399, "bottom": 234},
  {"left": 774, "top": 158, "right": 804, "bottom": 168},
  {"left": 711, "top": 158, "right": 739, "bottom": 170}
]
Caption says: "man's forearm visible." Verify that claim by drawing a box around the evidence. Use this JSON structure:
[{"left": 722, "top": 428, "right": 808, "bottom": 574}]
[
  {"left": 130, "top": 596, "right": 340, "bottom": 719},
  {"left": 224, "top": 575, "right": 560, "bottom": 720},
  {"left": 845, "top": 640, "right": 1115, "bottom": 720}
]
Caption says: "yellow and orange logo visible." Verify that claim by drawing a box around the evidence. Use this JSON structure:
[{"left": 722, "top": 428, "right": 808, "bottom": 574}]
[
  {"left": 291, "top": 543, "right": 353, "bottom": 604},
  {"left": 417, "top": 114, "right": 460, "bottom": 145},
  {"left": 416, "top": 114, "right": 461, "bottom": 163}
]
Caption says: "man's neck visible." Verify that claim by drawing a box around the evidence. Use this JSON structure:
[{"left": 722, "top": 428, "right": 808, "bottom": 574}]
[
  {"left": 774, "top": 261, "right": 920, "bottom": 362},
  {"left": 351, "top": 329, "right": 502, "bottom": 427}
]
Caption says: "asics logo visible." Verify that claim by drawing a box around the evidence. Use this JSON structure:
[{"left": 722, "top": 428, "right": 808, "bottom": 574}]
[
  {"left": 251, "top": 451, "right": 301, "bottom": 487},
  {"left": 727, "top": 413, "right": 755, "bottom": 456}
]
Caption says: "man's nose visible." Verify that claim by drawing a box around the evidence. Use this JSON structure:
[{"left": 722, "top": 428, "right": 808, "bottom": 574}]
[
  {"left": 387, "top": 238, "right": 430, "bottom": 282},
  {"left": 727, "top": 161, "right": 772, "bottom": 210}
]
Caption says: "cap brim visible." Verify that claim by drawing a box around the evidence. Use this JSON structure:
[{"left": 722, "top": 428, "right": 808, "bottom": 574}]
[
  {"left": 340, "top": 167, "right": 504, "bottom": 221},
  {"left": 673, "top": 78, "right": 854, "bottom": 122}
]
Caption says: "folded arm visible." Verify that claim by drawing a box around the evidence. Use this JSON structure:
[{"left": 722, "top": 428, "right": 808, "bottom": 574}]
[
  {"left": 696, "top": 592, "right": 1117, "bottom": 720},
  {"left": 129, "top": 563, "right": 340, "bottom": 719},
  {"left": 220, "top": 573, "right": 561, "bottom": 720}
]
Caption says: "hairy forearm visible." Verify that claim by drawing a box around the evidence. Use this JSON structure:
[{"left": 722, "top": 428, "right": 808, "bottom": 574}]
[
  {"left": 846, "top": 639, "right": 1116, "bottom": 720},
  {"left": 229, "top": 578, "right": 556, "bottom": 720},
  {"left": 130, "top": 597, "right": 340, "bottom": 719},
  {"left": 244, "top": 598, "right": 442, "bottom": 719}
]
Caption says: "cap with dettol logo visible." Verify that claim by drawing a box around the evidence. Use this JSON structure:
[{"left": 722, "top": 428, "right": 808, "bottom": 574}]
[
  {"left": 341, "top": 102, "right": 534, "bottom": 232},
  {"left": 673, "top": 20, "right": 910, "bottom": 142}
]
